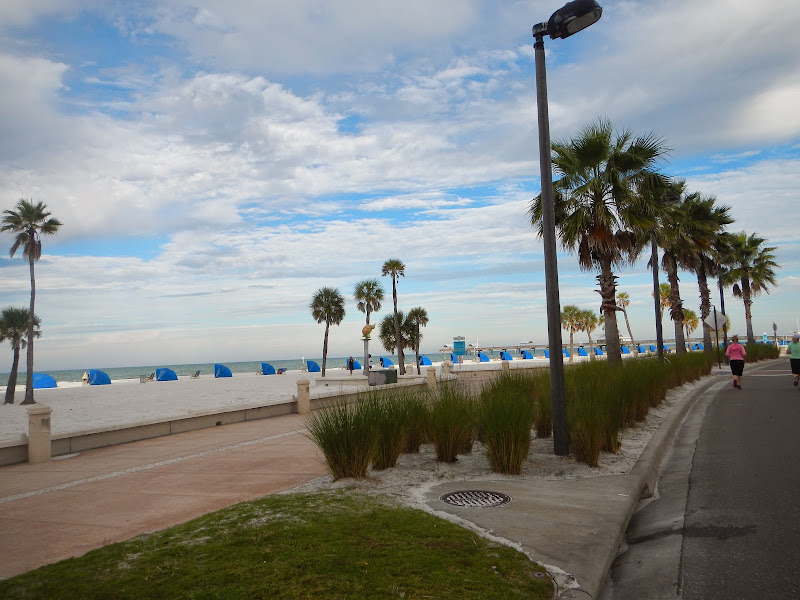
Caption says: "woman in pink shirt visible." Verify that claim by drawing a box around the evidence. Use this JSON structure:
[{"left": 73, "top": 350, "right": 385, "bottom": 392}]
[{"left": 725, "top": 335, "right": 747, "bottom": 389}]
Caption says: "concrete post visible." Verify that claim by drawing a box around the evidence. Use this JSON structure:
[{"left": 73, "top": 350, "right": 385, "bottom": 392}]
[
  {"left": 501, "top": 360, "right": 510, "bottom": 372},
  {"left": 296, "top": 379, "right": 310, "bottom": 415},
  {"left": 27, "top": 404, "right": 52, "bottom": 464},
  {"left": 426, "top": 367, "right": 437, "bottom": 391},
  {"left": 442, "top": 361, "right": 453, "bottom": 376}
]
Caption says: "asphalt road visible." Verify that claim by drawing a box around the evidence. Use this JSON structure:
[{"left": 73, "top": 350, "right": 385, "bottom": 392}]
[{"left": 601, "top": 359, "right": 800, "bottom": 600}]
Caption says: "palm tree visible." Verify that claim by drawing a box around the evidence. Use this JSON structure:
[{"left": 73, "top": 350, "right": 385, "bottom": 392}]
[
  {"left": 577, "top": 309, "right": 603, "bottom": 361},
  {"left": 654, "top": 282, "right": 672, "bottom": 322},
  {"left": 2, "top": 199, "right": 61, "bottom": 405},
  {"left": 560, "top": 305, "right": 582, "bottom": 363},
  {"left": 615, "top": 292, "right": 639, "bottom": 356},
  {"left": 530, "top": 119, "right": 669, "bottom": 366},
  {"left": 721, "top": 232, "right": 779, "bottom": 345},
  {"left": 0, "top": 307, "right": 41, "bottom": 405},
  {"left": 378, "top": 311, "right": 410, "bottom": 360},
  {"left": 309, "top": 287, "right": 345, "bottom": 377},
  {"left": 381, "top": 259, "right": 406, "bottom": 375},
  {"left": 406, "top": 307, "right": 429, "bottom": 374},
  {"left": 354, "top": 279, "right": 384, "bottom": 374},
  {"left": 683, "top": 309, "right": 699, "bottom": 347}
]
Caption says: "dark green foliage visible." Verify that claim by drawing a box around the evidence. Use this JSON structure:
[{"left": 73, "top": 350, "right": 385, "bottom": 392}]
[
  {"left": 305, "top": 400, "right": 374, "bottom": 480},
  {"left": 428, "top": 382, "right": 476, "bottom": 463},
  {"left": 479, "top": 374, "right": 537, "bottom": 474}
]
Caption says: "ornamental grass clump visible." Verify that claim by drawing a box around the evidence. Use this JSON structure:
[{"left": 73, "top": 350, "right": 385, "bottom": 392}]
[
  {"left": 364, "top": 391, "right": 410, "bottom": 471},
  {"left": 403, "top": 391, "right": 430, "bottom": 453},
  {"left": 305, "top": 400, "right": 374, "bottom": 480},
  {"left": 479, "top": 373, "right": 536, "bottom": 474},
  {"left": 428, "top": 382, "right": 476, "bottom": 463}
]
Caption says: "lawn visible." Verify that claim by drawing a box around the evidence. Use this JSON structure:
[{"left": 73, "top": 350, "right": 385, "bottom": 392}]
[{"left": 0, "top": 490, "right": 553, "bottom": 599}]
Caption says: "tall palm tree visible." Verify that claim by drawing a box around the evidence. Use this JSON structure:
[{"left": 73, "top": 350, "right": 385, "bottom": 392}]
[
  {"left": 654, "top": 282, "right": 672, "bottom": 322},
  {"left": 530, "top": 119, "right": 670, "bottom": 366},
  {"left": 406, "top": 307, "right": 429, "bottom": 374},
  {"left": 721, "top": 232, "right": 778, "bottom": 345},
  {"left": 381, "top": 259, "right": 406, "bottom": 375},
  {"left": 2, "top": 199, "right": 62, "bottom": 404},
  {"left": 615, "top": 292, "right": 639, "bottom": 356},
  {"left": 309, "top": 287, "right": 345, "bottom": 377},
  {"left": 354, "top": 279, "right": 384, "bottom": 374},
  {"left": 0, "top": 307, "right": 41, "bottom": 405},
  {"left": 560, "top": 305, "right": 582, "bottom": 363},
  {"left": 683, "top": 309, "right": 699, "bottom": 347},
  {"left": 577, "top": 309, "right": 603, "bottom": 361}
]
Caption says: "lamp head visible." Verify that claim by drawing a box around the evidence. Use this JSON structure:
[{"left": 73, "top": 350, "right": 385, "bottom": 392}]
[{"left": 546, "top": 0, "right": 603, "bottom": 40}]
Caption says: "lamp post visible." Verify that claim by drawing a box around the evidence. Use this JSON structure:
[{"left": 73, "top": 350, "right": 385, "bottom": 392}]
[{"left": 532, "top": 0, "right": 602, "bottom": 457}]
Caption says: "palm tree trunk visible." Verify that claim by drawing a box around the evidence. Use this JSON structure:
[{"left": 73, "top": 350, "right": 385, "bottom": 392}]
[
  {"left": 321, "top": 323, "right": 329, "bottom": 377},
  {"left": 598, "top": 263, "right": 622, "bottom": 365},
  {"left": 569, "top": 330, "right": 574, "bottom": 363},
  {"left": 4, "top": 347, "right": 20, "bottom": 404},
  {"left": 22, "top": 256, "right": 36, "bottom": 405},
  {"left": 392, "top": 280, "right": 405, "bottom": 375},
  {"left": 415, "top": 325, "right": 421, "bottom": 375},
  {"left": 587, "top": 333, "right": 596, "bottom": 361},
  {"left": 623, "top": 309, "right": 638, "bottom": 356},
  {"left": 742, "top": 278, "right": 755, "bottom": 345},
  {"left": 696, "top": 265, "right": 713, "bottom": 356},
  {"left": 664, "top": 253, "right": 686, "bottom": 355}
]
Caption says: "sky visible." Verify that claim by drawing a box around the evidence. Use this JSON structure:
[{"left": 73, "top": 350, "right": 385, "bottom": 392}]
[{"left": 1, "top": 0, "right": 799, "bottom": 371}]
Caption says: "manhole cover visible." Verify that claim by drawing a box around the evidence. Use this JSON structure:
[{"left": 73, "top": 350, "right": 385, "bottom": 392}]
[{"left": 439, "top": 490, "right": 511, "bottom": 508}]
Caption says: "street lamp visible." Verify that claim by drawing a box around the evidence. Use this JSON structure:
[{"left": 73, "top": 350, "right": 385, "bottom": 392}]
[{"left": 533, "top": 0, "right": 602, "bottom": 457}]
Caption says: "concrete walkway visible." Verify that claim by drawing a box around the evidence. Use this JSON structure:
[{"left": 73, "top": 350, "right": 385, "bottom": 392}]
[{"left": 0, "top": 364, "right": 764, "bottom": 598}]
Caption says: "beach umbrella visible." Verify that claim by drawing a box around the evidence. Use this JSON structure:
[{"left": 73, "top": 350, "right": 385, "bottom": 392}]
[
  {"left": 214, "top": 364, "right": 233, "bottom": 378},
  {"left": 88, "top": 369, "right": 111, "bottom": 385},
  {"left": 307, "top": 361, "right": 321, "bottom": 373},
  {"left": 261, "top": 363, "right": 276, "bottom": 375},
  {"left": 32, "top": 373, "right": 57, "bottom": 389},
  {"left": 155, "top": 368, "right": 178, "bottom": 381}
]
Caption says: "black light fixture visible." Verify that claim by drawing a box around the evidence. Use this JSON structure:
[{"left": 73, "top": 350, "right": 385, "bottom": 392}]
[{"left": 532, "top": 1, "right": 602, "bottom": 457}]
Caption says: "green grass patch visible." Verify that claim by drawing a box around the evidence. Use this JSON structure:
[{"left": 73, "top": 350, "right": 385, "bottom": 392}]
[{"left": 0, "top": 491, "right": 553, "bottom": 600}]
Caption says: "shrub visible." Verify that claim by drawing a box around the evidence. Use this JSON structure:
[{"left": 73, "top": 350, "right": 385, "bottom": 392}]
[
  {"left": 428, "top": 383, "right": 476, "bottom": 463},
  {"left": 364, "top": 391, "right": 410, "bottom": 471},
  {"left": 402, "top": 391, "right": 430, "bottom": 453},
  {"left": 479, "top": 374, "right": 536, "bottom": 474},
  {"left": 305, "top": 400, "right": 374, "bottom": 480}
]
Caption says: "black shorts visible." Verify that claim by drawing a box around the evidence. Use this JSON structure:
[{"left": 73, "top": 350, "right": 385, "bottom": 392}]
[
  {"left": 791, "top": 358, "right": 800, "bottom": 375},
  {"left": 729, "top": 359, "right": 745, "bottom": 376}
]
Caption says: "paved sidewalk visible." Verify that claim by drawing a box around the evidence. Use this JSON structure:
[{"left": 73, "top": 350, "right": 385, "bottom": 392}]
[{"left": 0, "top": 414, "right": 326, "bottom": 579}]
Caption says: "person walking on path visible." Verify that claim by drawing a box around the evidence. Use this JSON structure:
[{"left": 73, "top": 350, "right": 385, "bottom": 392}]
[
  {"left": 725, "top": 335, "right": 747, "bottom": 389},
  {"left": 788, "top": 333, "right": 800, "bottom": 387}
]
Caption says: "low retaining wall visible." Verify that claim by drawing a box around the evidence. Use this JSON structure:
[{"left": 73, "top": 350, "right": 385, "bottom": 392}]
[{"left": 0, "top": 376, "right": 433, "bottom": 467}]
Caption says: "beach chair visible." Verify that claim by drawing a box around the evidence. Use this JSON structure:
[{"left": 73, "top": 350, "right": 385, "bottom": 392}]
[
  {"left": 277, "top": 368, "right": 287, "bottom": 374},
  {"left": 190, "top": 370, "right": 200, "bottom": 379}
]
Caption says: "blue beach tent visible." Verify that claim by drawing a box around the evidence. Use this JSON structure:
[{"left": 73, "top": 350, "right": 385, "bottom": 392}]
[
  {"left": 155, "top": 368, "right": 178, "bottom": 381},
  {"left": 637, "top": 345, "right": 646, "bottom": 354},
  {"left": 88, "top": 369, "right": 111, "bottom": 385},
  {"left": 32, "top": 373, "right": 57, "bottom": 389},
  {"left": 344, "top": 359, "right": 361, "bottom": 370},
  {"left": 499, "top": 351, "right": 513, "bottom": 361},
  {"left": 307, "top": 360, "right": 321, "bottom": 373},
  {"left": 521, "top": 350, "right": 534, "bottom": 359},
  {"left": 578, "top": 347, "right": 589, "bottom": 357},
  {"left": 449, "top": 353, "right": 458, "bottom": 363},
  {"left": 261, "top": 363, "right": 277, "bottom": 375},
  {"left": 419, "top": 355, "right": 432, "bottom": 366},
  {"left": 380, "top": 357, "right": 394, "bottom": 367},
  {"left": 214, "top": 364, "right": 232, "bottom": 378},
  {"left": 621, "top": 346, "right": 631, "bottom": 355},
  {"left": 562, "top": 348, "right": 570, "bottom": 358},
  {"left": 649, "top": 345, "right": 657, "bottom": 353},
  {"left": 594, "top": 347, "right": 604, "bottom": 356},
  {"left": 543, "top": 350, "right": 550, "bottom": 358},
  {"left": 477, "top": 352, "right": 489, "bottom": 362}
]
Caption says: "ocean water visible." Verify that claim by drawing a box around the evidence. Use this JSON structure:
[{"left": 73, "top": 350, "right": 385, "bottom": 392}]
[{"left": 0, "top": 347, "right": 551, "bottom": 385}]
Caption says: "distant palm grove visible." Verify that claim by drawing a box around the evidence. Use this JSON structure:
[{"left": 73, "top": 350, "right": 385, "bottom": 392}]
[{"left": 531, "top": 119, "right": 778, "bottom": 365}]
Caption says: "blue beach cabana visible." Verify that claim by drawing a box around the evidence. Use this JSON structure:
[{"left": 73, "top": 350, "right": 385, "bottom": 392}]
[
  {"left": 214, "top": 364, "right": 232, "bottom": 378},
  {"left": 649, "top": 345, "right": 657, "bottom": 353},
  {"left": 32, "top": 373, "right": 57, "bottom": 389},
  {"left": 637, "top": 345, "right": 646, "bottom": 354},
  {"left": 621, "top": 346, "right": 631, "bottom": 355},
  {"left": 578, "top": 347, "right": 589, "bottom": 357},
  {"left": 521, "top": 350, "right": 534, "bottom": 359},
  {"left": 544, "top": 350, "right": 549, "bottom": 358},
  {"left": 477, "top": 352, "right": 489, "bottom": 362},
  {"left": 88, "top": 369, "right": 111, "bottom": 385},
  {"left": 562, "top": 348, "right": 570, "bottom": 358},
  {"left": 419, "top": 355, "right": 432, "bottom": 366},
  {"left": 499, "top": 351, "right": 513, "bottom": 361},
  {"left": 594, "top": 347, "right": 604, "bottom": 356},
  {"left": 155, "top": 368, "right": 178, "bottom": 381},
  {"left": 307, "top": 360, "right": 321, "bottom": 373},
  {"left": 261, "top": 363, "right": 277, "bottom": 375},
  {"left": 344, "top": 359, "right": 361, "bottom": 370},
  {"left": 380, "top": 357, "right": 394, "bottom": 367}
]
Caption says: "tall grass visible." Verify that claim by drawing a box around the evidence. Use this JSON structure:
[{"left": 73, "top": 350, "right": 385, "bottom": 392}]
[
  {"left": 363, "top": 391, "right": 410, "bottom": 470},
  {"left": 402, "top": 391, "right": 430, "bottom": 453},
  {"left": 305, "top": 400, "right": 374, "bottom": 480},
  {"left": 479, "top": 373, "right": 536, "bottom": 474},
  {"left": 428, "top": 382, "right": 476, "bottom": 463}
]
